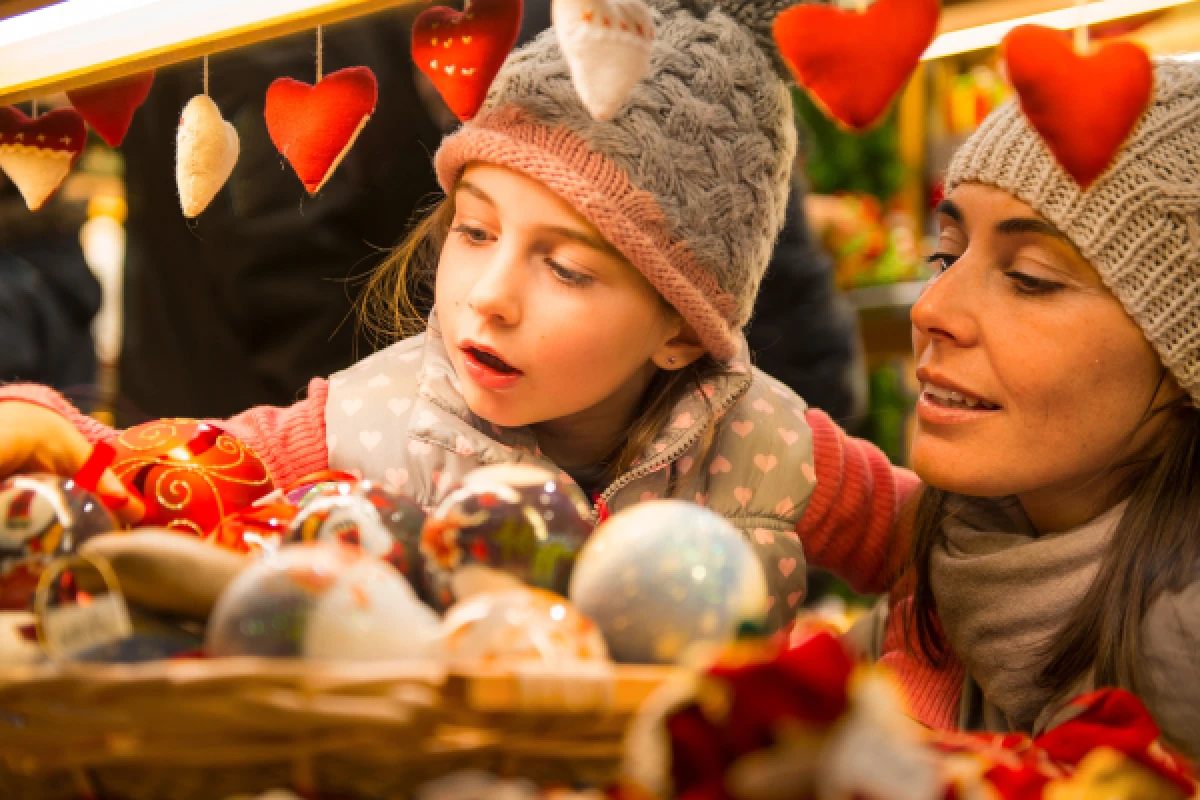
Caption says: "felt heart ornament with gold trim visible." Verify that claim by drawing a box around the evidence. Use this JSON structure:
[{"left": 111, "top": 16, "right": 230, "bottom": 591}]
[
  {"left": 1003, "top": 25, "right": 1153, "bottom": 189},
  {"left": 66, "top": 71, "right": 155, "bottom": 147},
  {"left": 176, "top": 95, "right": 240, "bottom": 218},
  {"left": 0, "top": 107, "right": 87, "bottom": 211},
  {"left": 774, "top": 0, "right": 940, "bottom": 133},
  {"left": 554, "top": 0, "right": 654, "bottom": 121},
  {"left": 264, "top": 66, "right": 378, "bottom": 195},
  {"left": 412, "top": 0, "right": 524, "bottom": 122}
]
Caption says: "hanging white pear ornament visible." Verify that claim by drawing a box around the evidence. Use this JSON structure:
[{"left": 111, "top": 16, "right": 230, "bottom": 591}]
[
  {"left": 176, "top": 94, "right": 239, "bottom": 218},
  {"left": 554, "top": 0, "right": 655, "bottom": 122}
]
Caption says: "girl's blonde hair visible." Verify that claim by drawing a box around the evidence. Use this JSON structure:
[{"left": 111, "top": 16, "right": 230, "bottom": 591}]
[{"left": 358, "top": 196, "right": 734, "bottom": 489}]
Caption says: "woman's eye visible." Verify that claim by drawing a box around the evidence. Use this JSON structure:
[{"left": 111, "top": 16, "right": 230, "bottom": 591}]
[
  {"left": 452, "top": 224, "right": 491, "bottom": 245},
  {"left": 549, "top": 260, "right": 593, "bottom": 287},
  {"left": 1005, "top": 270, "right": 1064, "bottom": 296},
  {"left": 926, "top": 252, "right": 959, "bottom": 273}
]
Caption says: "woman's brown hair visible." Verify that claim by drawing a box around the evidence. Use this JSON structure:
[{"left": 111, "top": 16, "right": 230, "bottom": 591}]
[
  {"left": 906, "top": 385, "right": 1200, "bottom": 697},
  {"left": 358, "top": 196, "right": 735, "bottom": 490}
]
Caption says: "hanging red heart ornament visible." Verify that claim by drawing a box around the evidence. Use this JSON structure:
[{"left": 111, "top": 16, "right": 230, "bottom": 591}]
[
  {"left": 1003, "top": 25, "right": 1153, "bottom": 189},
  {"left": 412, "top": 0, "right": 524, "bottom": 121},
  {"left": 66, "top": 71, "right": 155, "bottom": 147},
  {"left": 264, "top": 66, "right": 378, "bottom": 194},
  {"left": 0, "top": 107, "right": 87, "bottom": 211},
  {"left": 774, "top": 0, "right": 940, "bottom": 133}
]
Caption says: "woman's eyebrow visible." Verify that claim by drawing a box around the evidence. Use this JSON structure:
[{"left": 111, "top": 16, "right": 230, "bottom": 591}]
[
  {"left": 935, "top": 198, "right": 964, "bottom": 224},
  {"left": 994, "top": 217, "right": 1072, "bottom": 243}
]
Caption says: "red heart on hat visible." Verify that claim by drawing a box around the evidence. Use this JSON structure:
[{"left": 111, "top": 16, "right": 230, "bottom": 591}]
[
  {"left": 412, "top": 0, "right": 524, "bottom": 121},
  {"left": 1003, "top": 25, "right": 1153, "bottom": 189},
  {"left": 0, "top": 107, "right": 87, "bottom": 211},
  {"left": 774, "top": 0, "right": 940, "bottom": 132},
  {"left": 66, "top": 71, "right": 155, "bottom": 147},
  {"left": 264, "top": 66, "right": 378, "bottom": 194}
]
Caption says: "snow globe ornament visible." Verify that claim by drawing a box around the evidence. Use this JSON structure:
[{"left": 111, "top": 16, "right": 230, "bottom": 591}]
[
  {"left": 206, "top": 542, "right": 441, "bottom": 660},
  {"left": 0, "top": 475, "right": 117, "bottom": 610},
  {"left": 109, "top": 419, "right": 274, "bottom": 537},
  {"left": 569, "top": 500, "right": 768, "bottom": 664},
  {"left": 442, "top": 587, "right": 609, "bottom": 668},
  {"left": 420, "top": 464, "right": 593, "bottom": 611},
  {"left": 282, "top": 481, "right": 426, "bottom": 591}
]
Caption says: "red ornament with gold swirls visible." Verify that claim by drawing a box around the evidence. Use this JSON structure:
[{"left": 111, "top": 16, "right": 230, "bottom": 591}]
[{"left": 109, "top": 420, "right": 274, "bottom": 537}]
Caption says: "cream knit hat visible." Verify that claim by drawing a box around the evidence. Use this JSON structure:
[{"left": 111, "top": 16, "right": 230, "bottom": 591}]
[{"left": 945, "top": 59, "right": 1200, "bottom": 404}]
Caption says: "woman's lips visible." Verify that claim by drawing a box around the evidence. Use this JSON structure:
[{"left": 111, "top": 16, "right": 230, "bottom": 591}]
[
  {"left": 916, "top": 390, "right": 1002, "bottom": 425},
  {"left": 461, "top": 344, "right": 524, "bottom": 391}
]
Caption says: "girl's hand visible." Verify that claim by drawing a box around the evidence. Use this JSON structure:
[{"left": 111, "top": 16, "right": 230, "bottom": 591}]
[{"left": 0, "top": 402, "right": 144, "bottom": 525}]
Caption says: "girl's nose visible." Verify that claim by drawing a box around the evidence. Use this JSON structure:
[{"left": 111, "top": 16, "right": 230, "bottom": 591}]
[
  {"left": 465, "top": 248, "right": 522, "bottom": 326},
  {"left": 910, "top": 259, "right": 981, "bottom": 348}
]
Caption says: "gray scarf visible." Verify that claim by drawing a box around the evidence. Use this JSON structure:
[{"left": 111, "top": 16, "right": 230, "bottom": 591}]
[{"left": 931, "top": 496, "right": 1127, "bottom": 732}]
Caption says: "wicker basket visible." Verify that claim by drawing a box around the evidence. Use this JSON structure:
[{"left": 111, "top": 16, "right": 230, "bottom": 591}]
[{"left": 0, "top": 658, "right": 679, "bottom": 800}]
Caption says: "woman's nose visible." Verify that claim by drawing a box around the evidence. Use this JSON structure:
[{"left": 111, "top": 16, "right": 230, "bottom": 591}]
[
  {"left": 910, "top": 259, "right": 980, "bottom": 348},
  {"left": 465, "top": 247, "right": 522, "bottom": 326}
]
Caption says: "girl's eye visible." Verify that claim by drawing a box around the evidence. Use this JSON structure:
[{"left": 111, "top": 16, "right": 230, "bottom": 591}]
[
  {"left": 452, "top": 224, "right": 491, "bottom": 245},
  {"left": 1005, "top": 270, "right": 1064, "bottom": 296},
  {"left": 926, "top": 252, "right": 959, "bottom": 274},
  {"left": 549, "top": 259, "right": 593, "bottom": 288}
]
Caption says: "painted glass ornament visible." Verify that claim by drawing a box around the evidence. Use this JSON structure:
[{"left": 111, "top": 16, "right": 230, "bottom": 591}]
[
  {"left": 0, "top": 474, "right": 117, "bottom": 610},
  {"left": 569, "top": 500, "right": 768, "bottom": 664},
  {"left": 420, "top": 464, "right": 592, "bottom": 611},
  {"left": 206, "top": 542, "right": 441, "bottom": 660}
]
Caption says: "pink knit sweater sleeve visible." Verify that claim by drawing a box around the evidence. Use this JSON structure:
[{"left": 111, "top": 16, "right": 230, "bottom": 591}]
[
  {"left": 0, "top": 380, "right": 330, "bottom": 489},
  {"left": 795, "top": 408, "right": 921, "bottom": 595}
]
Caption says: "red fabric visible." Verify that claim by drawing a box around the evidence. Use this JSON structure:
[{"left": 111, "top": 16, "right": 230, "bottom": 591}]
[
  {"left": 1003, "top": 26, "right": 1154, "bottom": 189},
  {"left": 0, "top": 107, "right": 87, "bottom": 157},
  {"left": 66, "top": 72, "right": 155, "bottom": 147},
  {"left": 774, "top": 0, "right": 941, "bottom": 132},
  {"left": 412, "top": 0, "right": 523, "bottom": 121},
  {"left": 264, "top": 67, "right": 378, "bottom": 194},
  {"left": 797, "top": 408, "right": 918, "bottom": 595}
]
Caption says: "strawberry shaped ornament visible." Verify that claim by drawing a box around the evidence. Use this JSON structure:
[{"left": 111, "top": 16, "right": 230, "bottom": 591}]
[
  {"left": 66, "top": 72, "right": 155, "bottom": 147},
  {"left": 1003, "top": 25, "right": 1153, "bottom": 189},
  {"left": 554, "top": 0, "right": 654, "bottom": 121},
  {"left": 774, "top": 0, "right": 940, "bottom": 133},
  {"left": 412, "top": 0, "right": 524, "bottom": 121},
  {"left": 264, "top": 66, "right": 378, "bottom": 194},
  {"left": 0, "top": 107, "right": 87, "bottom": 212},
  {"left": 177, "top": 94, "right": 240, "bottom": 218}
]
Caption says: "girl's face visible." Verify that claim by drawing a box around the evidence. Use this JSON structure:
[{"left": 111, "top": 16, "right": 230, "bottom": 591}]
[
  {"left": 436, "top": 164, "right": 697, "bottom": 433},
  {"left": 911, "top": 183, "right": 1178, "bottom": 531}
]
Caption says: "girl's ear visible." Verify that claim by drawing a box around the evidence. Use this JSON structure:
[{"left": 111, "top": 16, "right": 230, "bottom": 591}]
[{"left": 652, "top": 319, "right": 707, "bottom": 371}]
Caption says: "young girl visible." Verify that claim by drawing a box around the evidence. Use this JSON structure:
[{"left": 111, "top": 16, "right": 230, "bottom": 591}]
[
  {"left": 855, "top": 59, "right": 1200, "bottom": 758},
  {"left": 0, "top": 0, "right": 910, "bottom": 633}
]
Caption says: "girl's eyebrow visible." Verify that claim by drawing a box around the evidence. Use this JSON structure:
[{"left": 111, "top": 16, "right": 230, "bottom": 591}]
[
  {"left": 935, "top": 198, "right": 964, "bottom": 224},
  {"left": 456, "top": 179, "right": 616, "bottom": 255},
  {"left": 456, "top": 180, "right": 494, "bottom": 206}
]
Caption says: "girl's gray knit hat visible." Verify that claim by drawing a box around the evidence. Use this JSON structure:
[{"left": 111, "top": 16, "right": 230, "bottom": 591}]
[
  {"left": 435, "top": 0, "right": 799, "bottom": 361},
  {"left": 946, "top": 59, "right": 1200, "bottom": 404}
]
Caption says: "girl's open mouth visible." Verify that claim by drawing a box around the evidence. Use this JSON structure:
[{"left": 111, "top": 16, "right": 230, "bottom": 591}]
[{"left": 461, "top": 342, "right": 524, "bottom": 390}]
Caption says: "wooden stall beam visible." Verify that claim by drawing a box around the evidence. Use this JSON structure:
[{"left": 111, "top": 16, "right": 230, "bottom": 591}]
[{"left": 0, "top": 0, "right": 419, "bottom": 105}]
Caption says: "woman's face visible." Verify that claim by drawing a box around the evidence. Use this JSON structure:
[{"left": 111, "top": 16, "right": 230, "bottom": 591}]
[
  {"left": 435, "top": 164, "right": 694, "bottom": 432},
  {"left": 911, "top": 183, "right": 1177, "bottom": 530}
]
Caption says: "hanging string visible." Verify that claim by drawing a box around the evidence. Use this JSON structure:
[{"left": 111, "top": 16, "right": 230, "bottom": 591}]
[
  {"left": 316, "top": 25, "right": 324, "bottom": 83},
  {"left": 30, "top": 98, "right": 37, "bottom": 118},
  {"left": 1074, "top": 0, "right": 1090, "bottom": 54},
  {"left": 203, "top": 55, "right": 210, "bottom": 96}
]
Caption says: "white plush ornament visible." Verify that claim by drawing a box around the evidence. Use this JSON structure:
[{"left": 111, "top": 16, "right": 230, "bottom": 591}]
[
  {"left": 175, "top": 94, "right": 239, "bottom": 218},
  {"left": 554, "top": 0, "right": 655, "bottom": 122}
]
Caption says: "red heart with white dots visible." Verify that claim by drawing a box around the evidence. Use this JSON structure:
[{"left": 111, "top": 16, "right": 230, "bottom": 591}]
[
  {"left": 264, "top": 66, "right": 378, "bottom": 195},
  {"left": 774, "top": 0, "right": 940, "bottom": 132},
  {"left": 412, "top": 0, "right": 524, "bottom": 122},
  {"left": 0, "top": 107, "right": 87, "bottom": 211},
  {"left": 1003, "top": 25, "right": 1153, "bottom": 189},
  {"left": 67, "top": 71, "right": 155, "bottom": 147}
]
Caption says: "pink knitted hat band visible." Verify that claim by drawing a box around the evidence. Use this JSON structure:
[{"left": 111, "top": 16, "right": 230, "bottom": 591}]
[{"left": 434, "top": 108, "right": 740, "bottom": 362}]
